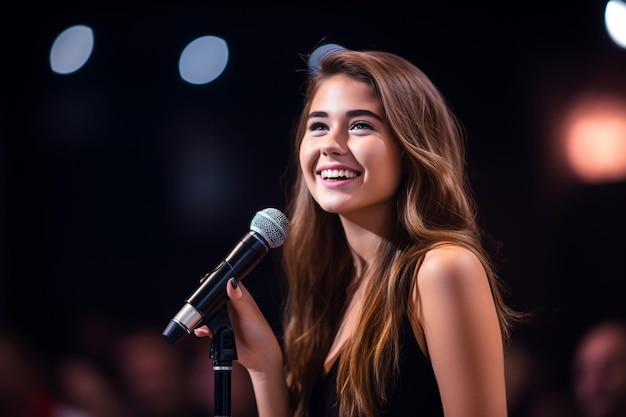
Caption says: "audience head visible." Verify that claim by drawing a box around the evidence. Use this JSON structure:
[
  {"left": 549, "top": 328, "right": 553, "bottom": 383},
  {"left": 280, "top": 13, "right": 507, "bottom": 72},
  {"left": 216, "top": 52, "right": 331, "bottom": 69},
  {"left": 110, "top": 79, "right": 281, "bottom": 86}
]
[
  {"left": 572, "top": 317, "right": 626, "bottom": 417},
  {"left": 113, "top": 326, "right": 205, "bottom": 417}
]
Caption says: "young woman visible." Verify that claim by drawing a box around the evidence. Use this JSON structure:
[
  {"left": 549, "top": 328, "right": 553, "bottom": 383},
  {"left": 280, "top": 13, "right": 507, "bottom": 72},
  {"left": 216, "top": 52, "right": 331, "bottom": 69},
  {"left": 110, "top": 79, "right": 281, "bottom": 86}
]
[{"left": 195, "top": 46, "right": 518, "bottom": 417}]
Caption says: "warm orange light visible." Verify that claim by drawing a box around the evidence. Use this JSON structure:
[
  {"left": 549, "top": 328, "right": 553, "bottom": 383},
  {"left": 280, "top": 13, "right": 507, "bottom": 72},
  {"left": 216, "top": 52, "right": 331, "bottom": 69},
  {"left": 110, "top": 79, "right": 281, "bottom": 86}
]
[{"left": 560, "top": 96, "right": 626, "bottom": 183}]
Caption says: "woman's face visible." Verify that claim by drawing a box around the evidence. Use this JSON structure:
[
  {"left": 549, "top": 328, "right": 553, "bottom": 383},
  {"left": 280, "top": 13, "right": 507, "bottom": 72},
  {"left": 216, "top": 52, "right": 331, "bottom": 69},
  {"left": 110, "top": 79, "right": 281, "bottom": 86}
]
[{"left": 299, "top": 74, "right": 403, "bottom": 220}]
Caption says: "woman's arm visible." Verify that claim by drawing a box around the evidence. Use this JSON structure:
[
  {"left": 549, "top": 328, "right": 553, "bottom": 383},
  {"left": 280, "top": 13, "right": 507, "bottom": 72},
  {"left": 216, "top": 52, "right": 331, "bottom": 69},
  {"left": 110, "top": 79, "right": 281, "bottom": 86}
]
[{"left": 415, "top": 245, "right": 507, "bottom": 417}]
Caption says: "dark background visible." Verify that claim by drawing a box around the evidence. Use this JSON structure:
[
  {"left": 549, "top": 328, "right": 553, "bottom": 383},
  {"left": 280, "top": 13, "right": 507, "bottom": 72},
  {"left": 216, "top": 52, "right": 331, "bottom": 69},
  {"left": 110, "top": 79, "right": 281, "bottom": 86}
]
[{"left": 1, "top": 0, "right": 625, "bottom": 394}]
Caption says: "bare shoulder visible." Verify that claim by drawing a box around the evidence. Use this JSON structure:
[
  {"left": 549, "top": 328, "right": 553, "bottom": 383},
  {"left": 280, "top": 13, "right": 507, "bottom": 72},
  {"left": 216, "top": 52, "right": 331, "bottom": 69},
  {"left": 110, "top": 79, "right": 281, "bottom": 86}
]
[
  {"left": 415, "top": 245, "right": 507, "bottom": 416},
  {"left": 409, "top": 244, "right": 497, "bottom": 360},
  {"left": 417, "top": 243, "right": 486, "bottom": 289}
]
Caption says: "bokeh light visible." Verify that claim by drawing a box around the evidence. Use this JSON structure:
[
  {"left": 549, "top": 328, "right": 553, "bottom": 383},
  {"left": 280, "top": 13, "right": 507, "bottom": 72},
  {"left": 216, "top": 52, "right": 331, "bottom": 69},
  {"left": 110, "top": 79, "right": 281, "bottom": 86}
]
[
  {"left": 50, "top": 24, "right": 94, "bottom": 74},
  {"left": 561, "top": 96, "right": 626, "bottom": 183},
  {"left": 178, "top": 35, "right": 229, "bottom": 85},
  {"left": 605, "top": 0, "right": 626, "bottom": 49}
]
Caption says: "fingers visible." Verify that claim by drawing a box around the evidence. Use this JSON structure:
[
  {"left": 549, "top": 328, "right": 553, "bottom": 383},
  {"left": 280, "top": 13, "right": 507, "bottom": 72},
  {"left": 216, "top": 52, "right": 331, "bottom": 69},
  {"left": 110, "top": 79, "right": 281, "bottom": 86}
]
[
  {"left": 193, "top": 278, "right": 244, "bottom": 339},
  {"left": 193, "top": 326, "right": 212, "bottom": 338},
  {"left": 227, "top": 277, "right": 243, "bottom": 300}
]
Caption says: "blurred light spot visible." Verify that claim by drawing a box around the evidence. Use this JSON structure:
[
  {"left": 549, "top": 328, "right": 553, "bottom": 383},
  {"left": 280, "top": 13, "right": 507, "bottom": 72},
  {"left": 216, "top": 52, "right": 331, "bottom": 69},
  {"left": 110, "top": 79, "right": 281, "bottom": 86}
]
[
  {"left": 50, "top": 24, "right": 94, "bottom": 74},
  {"left": 561, "top": 96, "right": 626, "bottom": 183},
  {"left": 308, "top": 43, "right": 346, "bottom": 72},
  {"left": 179, "top": 36, "right": 228, "bottom": 85},
  {"left": 605, "top": 0, "right": 626, "bottom": 49}
]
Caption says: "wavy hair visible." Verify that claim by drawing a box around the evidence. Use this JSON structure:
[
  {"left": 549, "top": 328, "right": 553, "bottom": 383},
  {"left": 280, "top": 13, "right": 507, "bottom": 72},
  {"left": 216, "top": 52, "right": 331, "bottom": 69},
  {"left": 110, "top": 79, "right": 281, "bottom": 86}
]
[{"left": 280, "top": 48, "right": 518, "bottom": 417}]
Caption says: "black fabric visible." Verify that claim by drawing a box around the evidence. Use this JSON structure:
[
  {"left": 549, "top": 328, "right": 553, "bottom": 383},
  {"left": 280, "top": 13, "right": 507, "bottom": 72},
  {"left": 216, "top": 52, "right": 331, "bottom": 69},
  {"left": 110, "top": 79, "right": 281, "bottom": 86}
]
[{"left": 309, "top": 318, "right": 444, "bottom": 417}]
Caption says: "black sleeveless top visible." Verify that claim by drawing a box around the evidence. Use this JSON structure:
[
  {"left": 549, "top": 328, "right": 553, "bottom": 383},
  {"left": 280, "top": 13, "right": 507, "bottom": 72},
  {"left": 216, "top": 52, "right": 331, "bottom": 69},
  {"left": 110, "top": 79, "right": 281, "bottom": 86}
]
[{"left": 309, "top": 318, "right": 444, "bottom": 417}]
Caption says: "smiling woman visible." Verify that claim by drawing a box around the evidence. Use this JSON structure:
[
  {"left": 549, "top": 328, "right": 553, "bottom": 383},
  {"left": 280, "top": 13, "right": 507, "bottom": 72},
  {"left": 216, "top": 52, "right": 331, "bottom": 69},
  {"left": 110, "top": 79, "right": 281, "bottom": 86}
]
[
  {"left": 192, "top": 45, "right": 522, "bottom": 417},
  {"left": 4, "top": 4, "right": 626, "bottom": 417},
  {"left": 299, "top": 74, "right": 403, "bottom": 220}
]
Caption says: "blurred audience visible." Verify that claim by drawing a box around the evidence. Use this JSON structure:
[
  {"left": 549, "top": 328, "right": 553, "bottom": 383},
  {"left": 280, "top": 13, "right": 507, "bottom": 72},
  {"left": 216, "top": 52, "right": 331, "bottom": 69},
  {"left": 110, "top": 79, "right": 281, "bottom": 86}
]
[
  {"left": 2, "top": 304, "right": 258, "bottom": 417},
  {"left": 26, "top": 308, "right": 626, "bottom": 417},
  {"left": 505, "top": 335, "right": 576, "bottom": 417},
  {"left": 113, "top": 325, "right": 210, "bottom": 417},
  {"left": 505, "top": 337, "right": 537, "bottom": 416},
  {"left": 0, "top": 326, "right": 95, "bottom": 417},
  {"left": 54, "top": 354, "right": 129, "bottom": 417},
  {"left": 572, "top": 317, "right": 626, "bottom": 417}
]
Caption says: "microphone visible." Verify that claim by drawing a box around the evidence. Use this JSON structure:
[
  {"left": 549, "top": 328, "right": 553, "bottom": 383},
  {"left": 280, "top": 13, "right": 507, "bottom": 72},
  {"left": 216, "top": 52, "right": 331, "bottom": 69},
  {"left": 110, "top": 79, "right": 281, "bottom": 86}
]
[{"left": 162, "top": 207, "right": 290, "bottom": 345}]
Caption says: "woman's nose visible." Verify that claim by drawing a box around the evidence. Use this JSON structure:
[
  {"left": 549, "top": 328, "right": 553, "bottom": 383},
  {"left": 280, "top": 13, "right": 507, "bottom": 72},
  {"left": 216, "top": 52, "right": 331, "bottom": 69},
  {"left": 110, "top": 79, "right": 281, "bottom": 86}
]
[{"left": 321, "top": 130, "right": 347, "bottom": 155}]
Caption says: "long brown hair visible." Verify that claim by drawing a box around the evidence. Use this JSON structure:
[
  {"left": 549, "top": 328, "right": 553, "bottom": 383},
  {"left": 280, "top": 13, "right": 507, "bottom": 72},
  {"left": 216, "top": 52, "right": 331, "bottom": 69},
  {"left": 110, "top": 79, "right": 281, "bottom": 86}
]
[{"left": 281, "top": 48, "right": 517, "bottom": 417}]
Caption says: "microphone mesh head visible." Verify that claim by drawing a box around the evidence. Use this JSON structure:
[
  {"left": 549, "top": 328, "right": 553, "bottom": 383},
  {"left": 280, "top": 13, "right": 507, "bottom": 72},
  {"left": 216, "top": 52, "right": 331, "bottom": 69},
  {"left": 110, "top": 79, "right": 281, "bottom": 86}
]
[{"left": 250, "top": 208, "right": 290, "bottom": 248}]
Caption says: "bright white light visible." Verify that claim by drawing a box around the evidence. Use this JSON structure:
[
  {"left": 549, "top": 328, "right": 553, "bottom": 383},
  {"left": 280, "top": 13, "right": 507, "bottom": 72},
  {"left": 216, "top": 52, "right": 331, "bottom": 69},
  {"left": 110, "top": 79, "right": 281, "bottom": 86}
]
[
  {"left": 179, "top": 36, "right": 229, "bottom": 85},
  {"left": 605, "top": 0, "right": 626, "bottom": 49},
  {"left": 50, "top": 25, "right": 94, "bottom": 74}
]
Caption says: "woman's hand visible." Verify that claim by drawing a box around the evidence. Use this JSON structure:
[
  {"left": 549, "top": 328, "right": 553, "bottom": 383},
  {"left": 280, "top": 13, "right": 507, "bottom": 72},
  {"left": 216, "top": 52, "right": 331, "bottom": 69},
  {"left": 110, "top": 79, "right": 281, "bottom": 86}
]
[
  {"left": 194, "top": 278, "right": 283, "bottom": 373},
  {"left": 195, "top": 278, "right": 291, "bottom": 417}
]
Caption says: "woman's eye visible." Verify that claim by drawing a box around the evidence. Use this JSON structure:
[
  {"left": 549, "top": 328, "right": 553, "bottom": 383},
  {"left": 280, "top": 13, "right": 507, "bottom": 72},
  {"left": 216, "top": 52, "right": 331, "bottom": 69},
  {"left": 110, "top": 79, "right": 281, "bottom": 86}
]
[
  {"left": 351, "top": 121, "right": 373, "bottom": 130},
  {"left": 308, "top": 122, "right": 327, "bottom": 131}
]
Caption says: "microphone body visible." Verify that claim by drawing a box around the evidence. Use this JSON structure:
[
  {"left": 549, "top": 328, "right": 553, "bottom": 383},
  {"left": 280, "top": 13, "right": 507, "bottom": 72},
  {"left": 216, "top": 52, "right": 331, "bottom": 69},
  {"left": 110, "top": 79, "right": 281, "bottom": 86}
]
[{"left": 162, "top": 208, "right": 289, "bottom": 344}]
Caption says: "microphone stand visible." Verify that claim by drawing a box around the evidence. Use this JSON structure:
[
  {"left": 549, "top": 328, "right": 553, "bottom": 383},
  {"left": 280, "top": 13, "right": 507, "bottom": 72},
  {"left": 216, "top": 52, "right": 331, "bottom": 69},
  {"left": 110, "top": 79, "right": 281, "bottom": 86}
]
[{"left": 206, "top": 307, "right": 237, "bottom": 417}]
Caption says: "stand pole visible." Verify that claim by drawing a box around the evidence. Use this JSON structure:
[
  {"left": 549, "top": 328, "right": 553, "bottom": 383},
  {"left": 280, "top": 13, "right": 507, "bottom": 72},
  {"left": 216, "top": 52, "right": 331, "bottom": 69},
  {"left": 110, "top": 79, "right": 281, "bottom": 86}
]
[{"left": 207, "top": 308, "right": 238, "bottom": 417}]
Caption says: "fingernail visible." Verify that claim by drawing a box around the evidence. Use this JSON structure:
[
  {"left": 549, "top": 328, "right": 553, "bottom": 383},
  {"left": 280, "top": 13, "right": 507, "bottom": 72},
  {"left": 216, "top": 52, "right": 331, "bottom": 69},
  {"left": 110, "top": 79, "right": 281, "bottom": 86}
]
[{"left": 229, "top": 277, "right": 238, "bottom": 289}]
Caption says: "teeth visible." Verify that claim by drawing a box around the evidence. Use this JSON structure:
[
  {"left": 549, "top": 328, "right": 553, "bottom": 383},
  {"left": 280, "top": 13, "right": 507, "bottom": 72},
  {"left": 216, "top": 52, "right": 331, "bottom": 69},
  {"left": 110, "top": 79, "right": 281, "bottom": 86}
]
[{"left": 320, "top": 169, "right": 359, "bottom": 180}]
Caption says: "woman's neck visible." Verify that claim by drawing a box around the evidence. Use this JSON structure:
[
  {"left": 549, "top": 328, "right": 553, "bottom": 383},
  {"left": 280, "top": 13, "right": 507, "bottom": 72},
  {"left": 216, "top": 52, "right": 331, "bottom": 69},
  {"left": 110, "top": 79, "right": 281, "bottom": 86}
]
[{"left": 338, "top": 204, "right": 395, "bottom": 278}]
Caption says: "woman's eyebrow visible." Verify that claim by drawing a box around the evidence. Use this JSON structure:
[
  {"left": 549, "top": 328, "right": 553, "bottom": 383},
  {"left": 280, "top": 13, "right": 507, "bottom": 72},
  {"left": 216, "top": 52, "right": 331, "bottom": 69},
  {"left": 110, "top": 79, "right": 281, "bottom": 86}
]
[
  {"left": 308, "top": 111, "right": 328, "bottom": 119},
  {"left": 307, "top": 109, "right": 383, "bottom": 121},
  {"left": 347, "top": 109, "right": 383, "bottom": 121}
]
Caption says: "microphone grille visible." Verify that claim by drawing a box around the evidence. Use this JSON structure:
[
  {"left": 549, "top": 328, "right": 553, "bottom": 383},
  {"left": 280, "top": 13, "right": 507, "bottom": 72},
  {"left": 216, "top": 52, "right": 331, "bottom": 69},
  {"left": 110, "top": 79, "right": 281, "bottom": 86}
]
[{"left": 250, "top": 208, "right": 290, "bottom": 248}]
